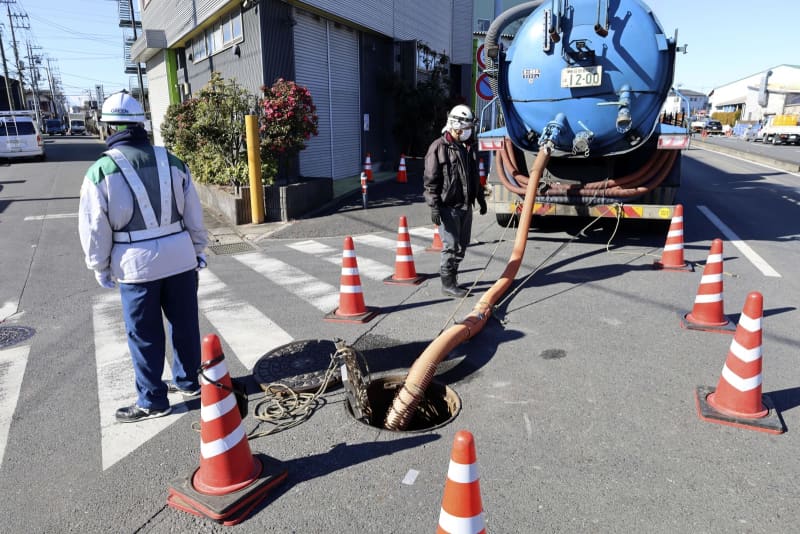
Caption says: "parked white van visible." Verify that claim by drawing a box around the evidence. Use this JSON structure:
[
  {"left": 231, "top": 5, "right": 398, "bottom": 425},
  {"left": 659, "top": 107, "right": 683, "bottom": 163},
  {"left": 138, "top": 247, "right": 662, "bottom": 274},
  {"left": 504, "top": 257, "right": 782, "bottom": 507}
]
[{"left": 0, "top": 112, "right": 45, "bottom": 162}]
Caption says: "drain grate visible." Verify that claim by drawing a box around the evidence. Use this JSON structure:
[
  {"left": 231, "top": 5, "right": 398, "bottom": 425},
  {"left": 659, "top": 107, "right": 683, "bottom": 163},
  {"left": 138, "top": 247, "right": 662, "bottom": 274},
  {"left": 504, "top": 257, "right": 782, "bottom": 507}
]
[
  {"left": 0, "top": 325, "right": 35, "bottom": 348},
  {"left": 208, "top": 242, "right": 256, "bottom": 255}
]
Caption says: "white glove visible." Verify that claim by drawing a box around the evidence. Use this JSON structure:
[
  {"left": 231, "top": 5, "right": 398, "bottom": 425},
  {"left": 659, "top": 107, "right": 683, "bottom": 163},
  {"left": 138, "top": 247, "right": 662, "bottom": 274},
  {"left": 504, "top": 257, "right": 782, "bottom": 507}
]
[
  {"left": 94, "top": 269, "right": 116, "bottom": 289},
  {"left": 196, "top": 253, "right": 207, "bottom": 270}
]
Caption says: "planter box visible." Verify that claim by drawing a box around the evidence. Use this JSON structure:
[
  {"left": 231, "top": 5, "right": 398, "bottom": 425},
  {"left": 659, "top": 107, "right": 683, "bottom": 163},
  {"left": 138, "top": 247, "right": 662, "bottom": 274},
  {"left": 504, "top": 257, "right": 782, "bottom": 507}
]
[{"left": 195, "top": 178, "right": 333, "bottom": 226}]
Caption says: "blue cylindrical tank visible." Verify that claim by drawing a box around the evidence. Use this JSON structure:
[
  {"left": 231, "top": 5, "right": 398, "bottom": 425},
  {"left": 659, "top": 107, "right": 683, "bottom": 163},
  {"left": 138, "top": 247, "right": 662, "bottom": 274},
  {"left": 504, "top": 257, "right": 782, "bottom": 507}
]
[{"left": 497, "top": 0, "right": 675, "bottom": 157}]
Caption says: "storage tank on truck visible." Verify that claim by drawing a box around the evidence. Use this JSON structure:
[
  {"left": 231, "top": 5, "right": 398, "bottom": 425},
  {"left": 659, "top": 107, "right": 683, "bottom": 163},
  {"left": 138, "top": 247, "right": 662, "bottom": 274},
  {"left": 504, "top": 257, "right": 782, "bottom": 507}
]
[{"left": 478, "top": 0, "right": 689, "bottom": 226}]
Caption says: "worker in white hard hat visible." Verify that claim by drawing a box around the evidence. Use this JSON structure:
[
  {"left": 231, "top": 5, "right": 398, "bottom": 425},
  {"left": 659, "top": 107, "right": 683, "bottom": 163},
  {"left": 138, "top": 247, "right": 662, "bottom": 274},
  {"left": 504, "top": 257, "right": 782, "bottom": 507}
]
[
  {"left": 423, "top": 104, "right": 487, "bottom": 298},
  {"left": 78, "top": 91, "right": 208, "bottom": 423}
]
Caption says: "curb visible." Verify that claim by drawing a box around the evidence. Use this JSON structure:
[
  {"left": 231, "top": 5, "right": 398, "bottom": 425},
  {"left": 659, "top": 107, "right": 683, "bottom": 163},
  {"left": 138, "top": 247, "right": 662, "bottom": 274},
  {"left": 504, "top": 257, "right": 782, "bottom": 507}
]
[{"left": 690, "top": 139, "right": 800, "bottom": 173}]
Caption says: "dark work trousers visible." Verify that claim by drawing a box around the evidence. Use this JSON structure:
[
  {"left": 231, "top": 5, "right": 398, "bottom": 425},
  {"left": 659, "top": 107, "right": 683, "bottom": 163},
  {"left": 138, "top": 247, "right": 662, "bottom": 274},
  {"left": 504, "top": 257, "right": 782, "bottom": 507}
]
[
  {"left": 439, "top": 205, "right": 473, "bottom": 271},
  {"left": 119, "top": 269, "right": 201, "bottom": 410}
]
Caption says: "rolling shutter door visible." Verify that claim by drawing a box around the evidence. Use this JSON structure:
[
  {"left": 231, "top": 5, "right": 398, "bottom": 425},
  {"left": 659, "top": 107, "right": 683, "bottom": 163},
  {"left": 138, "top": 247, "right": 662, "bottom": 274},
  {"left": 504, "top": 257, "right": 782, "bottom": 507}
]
[{"left": 294, "top": 10, "right": 360, "bottom": 180}]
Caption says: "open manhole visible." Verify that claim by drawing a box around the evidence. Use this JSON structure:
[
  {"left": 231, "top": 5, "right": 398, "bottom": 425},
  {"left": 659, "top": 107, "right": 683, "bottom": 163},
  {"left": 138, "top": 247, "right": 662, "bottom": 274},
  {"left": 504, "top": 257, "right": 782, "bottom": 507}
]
[
  {"left": 346, "top": 374, "right": 461, "bottom": 433},
  {"left": 0, "top": 326, "right": 35, "bottom": 349},
  {"left": 253, "top": 339, "right": 340, "bottom": 393}
]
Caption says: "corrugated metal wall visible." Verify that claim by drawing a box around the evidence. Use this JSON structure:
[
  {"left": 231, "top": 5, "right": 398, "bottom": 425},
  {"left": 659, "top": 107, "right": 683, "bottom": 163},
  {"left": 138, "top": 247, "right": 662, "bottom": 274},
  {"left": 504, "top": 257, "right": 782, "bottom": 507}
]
[{"left": 184, "top": 5, "right": 264, "bottom": 98}]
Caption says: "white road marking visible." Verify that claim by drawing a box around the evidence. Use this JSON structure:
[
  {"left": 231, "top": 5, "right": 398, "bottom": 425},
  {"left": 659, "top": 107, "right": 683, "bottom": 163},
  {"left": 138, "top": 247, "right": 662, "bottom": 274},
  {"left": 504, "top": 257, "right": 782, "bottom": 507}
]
[
  {"left": 0, "top": 301, "right": 18, "bottom": 322},
  {"left": 287, "top": 240, "right": 394, "bottom": 280},
  {"left": 353, "top": 234, "right": 425, "bottom": 255},
  {"left": 0, "top": 345, "right": 29, "bottom": 471},
  {"left": 233, "top": 252, "right": 340, "bottom": 313},
  {"left": 408, "top": 227, "right": 435, "bottom": 241},
  {"left": 198, "top": 269, "right": 293, "bottom": 370},
  {"left": 93, "top": 292, "right": 188, "bottom": 471},
  {"left": 697, "top": 205, "right": 781, "bottom": 278},
  {"left": 23, "top": 213, "right": 78, "bottom": 220}
]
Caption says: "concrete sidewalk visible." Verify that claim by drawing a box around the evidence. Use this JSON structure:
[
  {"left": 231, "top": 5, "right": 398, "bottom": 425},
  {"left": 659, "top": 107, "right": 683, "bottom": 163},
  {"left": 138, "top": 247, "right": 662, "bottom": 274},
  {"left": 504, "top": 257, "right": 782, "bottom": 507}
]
[{"left": 202, "top": 170, "right": 401, "bottom": 245}]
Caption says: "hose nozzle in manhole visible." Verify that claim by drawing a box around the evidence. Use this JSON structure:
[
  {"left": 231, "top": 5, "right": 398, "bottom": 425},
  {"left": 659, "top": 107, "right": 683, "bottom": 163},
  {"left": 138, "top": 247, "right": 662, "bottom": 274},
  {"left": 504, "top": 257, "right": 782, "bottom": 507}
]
[{"left": 345, "top": 375, "right": 461, "bottom": 432}]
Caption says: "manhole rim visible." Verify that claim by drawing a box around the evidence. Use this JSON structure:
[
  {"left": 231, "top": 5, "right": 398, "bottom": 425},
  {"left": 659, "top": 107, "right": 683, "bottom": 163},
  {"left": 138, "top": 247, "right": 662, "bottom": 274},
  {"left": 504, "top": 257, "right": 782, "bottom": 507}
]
[{"left": 344, "top": 373, "right": 462, "bottom": 434}]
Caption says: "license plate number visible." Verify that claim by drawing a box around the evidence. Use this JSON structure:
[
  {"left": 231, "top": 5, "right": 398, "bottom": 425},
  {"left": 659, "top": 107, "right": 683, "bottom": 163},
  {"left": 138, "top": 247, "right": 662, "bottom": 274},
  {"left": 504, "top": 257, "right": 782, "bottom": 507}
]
[{"left": 561, "top": 66, "right": 602, "bottom": 88}]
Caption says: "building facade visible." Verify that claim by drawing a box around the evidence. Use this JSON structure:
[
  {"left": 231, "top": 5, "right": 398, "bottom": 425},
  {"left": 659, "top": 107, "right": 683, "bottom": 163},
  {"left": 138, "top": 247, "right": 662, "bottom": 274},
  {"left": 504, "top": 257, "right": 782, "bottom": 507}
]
[
  {"left": 132, "top": 0, "right": 477, "bottom": 181},
  {"left": 708, "top": 64, "right": 800, "bottom": 123}
]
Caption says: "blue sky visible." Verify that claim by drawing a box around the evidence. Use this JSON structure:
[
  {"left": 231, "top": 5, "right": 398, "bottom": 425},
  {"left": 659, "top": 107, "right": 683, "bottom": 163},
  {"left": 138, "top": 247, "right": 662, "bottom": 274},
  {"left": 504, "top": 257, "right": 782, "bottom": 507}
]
[{"left": 6, "top": 0, "right": 798, "bottom": 107}]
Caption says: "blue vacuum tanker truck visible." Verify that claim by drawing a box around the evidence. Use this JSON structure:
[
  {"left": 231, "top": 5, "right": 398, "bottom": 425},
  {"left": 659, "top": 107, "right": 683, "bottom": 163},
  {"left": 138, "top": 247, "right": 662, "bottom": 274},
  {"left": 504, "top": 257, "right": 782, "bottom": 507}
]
[{"left": 478, "top": 0, "right": 689, "bottom": 226}]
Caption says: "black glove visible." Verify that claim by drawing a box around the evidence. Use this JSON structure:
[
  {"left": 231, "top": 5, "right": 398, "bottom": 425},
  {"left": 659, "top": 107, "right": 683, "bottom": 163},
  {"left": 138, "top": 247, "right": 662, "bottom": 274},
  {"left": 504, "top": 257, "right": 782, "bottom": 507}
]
[
  {"left": 431, "top": 205, "right": 441, "bottom": 226},
  {"left": 478, "top": 198, "right": 487, "bottom": 215}
]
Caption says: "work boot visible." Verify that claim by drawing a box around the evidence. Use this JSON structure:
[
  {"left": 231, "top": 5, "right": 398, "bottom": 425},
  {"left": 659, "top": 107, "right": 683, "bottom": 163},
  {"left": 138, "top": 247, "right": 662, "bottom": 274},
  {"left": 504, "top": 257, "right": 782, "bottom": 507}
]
[{"left": 440, "top": 269, "right": 467, "bottom": 298}]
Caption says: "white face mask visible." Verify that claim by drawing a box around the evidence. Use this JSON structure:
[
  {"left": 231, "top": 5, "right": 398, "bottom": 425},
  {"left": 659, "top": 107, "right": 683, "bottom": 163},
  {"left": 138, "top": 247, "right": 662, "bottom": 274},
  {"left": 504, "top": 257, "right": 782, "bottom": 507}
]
[{"left": 457, "top": 129, "right": 472, "bottom": 142}]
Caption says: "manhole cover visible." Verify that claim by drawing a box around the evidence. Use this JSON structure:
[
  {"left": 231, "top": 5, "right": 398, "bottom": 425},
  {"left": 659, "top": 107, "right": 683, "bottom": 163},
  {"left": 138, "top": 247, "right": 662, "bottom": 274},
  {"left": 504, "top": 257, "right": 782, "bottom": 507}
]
[
  {"left": 346, "top": 375, "right": 461, "bottom": 433},
  {"left": 0, "top": 326, "right": 35, "bottom": 349},
  {"left": 208, "top": 242, "right": 256, "bottom": 255},
  {"left": 253, "top": 339, "right": 340, "bottom": 393}
]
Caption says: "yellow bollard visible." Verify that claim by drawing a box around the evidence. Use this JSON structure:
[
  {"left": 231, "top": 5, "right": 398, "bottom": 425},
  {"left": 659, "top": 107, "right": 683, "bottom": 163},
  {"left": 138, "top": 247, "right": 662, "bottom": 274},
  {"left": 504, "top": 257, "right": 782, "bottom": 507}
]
[{"left": 245, "top": 114, "right": 265, "bottom": 224}]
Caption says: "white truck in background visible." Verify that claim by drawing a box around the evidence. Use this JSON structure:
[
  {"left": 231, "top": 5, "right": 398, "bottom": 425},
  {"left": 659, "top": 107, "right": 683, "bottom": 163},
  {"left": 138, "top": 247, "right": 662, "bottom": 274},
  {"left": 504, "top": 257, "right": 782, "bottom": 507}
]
[
  {"left": 68, "top": 113, "right": 86, "bottom": 135},
  {"left": 756, "top": 114, "right": 800, "bottom": 145}
]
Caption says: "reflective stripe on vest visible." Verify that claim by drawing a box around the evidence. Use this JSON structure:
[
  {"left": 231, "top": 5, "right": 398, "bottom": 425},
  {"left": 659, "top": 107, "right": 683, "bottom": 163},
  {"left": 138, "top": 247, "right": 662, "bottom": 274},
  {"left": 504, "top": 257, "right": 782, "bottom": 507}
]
[{"left": 106, "top": 147, "right": 185, "bottom": 244}]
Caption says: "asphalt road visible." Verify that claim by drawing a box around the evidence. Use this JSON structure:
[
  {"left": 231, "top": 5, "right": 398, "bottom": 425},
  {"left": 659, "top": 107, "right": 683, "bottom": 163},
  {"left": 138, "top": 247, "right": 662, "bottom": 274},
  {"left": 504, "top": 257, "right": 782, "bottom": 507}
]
[{"left": 0, "top": 135, "right": 799, "bottom": 533}]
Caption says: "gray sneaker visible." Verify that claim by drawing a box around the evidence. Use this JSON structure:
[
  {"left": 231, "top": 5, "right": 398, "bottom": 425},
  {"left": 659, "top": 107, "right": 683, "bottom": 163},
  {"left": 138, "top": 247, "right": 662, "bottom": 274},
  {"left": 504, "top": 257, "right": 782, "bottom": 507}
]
[
  {"left": 115, "top": 404, "right": 172, "bottom": 423},
  {"left": 166, "top": 381, "right": 201, "bottom": 398}
]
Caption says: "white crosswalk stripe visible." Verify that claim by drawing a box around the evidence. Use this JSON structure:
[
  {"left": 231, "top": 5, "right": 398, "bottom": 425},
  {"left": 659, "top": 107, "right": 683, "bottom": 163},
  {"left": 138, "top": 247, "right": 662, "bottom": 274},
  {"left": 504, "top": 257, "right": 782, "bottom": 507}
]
[
  {"left": 0, "top": 345, "right": 29, "bottom": 471},
  {"left": 198, "top": 269, "right": 293, "bottom": 370},
  {"left": 353, "top": 234, "right": 425, "bottom": 255},
  {"left": 233, "top": 252, "right": 340, "bottom": 313},
  {"left": 287, "top": 240, "right": 394, "bottom": 280}
]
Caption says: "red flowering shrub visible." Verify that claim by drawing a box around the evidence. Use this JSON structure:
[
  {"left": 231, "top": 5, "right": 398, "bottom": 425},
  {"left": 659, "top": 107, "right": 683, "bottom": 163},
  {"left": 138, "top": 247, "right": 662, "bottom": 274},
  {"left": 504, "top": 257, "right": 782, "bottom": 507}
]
[{"left": 259, "top": 79, "right": 318, "bottom": 180}]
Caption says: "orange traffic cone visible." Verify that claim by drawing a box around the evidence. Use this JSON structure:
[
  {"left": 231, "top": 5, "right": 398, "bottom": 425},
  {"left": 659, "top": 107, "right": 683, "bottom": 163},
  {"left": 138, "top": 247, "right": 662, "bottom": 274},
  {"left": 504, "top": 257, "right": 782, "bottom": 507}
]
[
  {"left": 681, "top": 239, "right": 735, "bottom": 333},
  {"left": 478, "top": 158, "right": 487, "bottom": 186},
  {"left": 437, "top": 430, "right": 486, "bottom": 534},
  {"left": 654, "top": 204, "right": 691, "bottom": 271},
  {"left": 426, "top": 225, "right": 444, "bottom": 252},
  {"left": 397, "top": 154, "right": 408, "bottom": 183},
  {"left": 364, "top": 153, "right": 374, "bottom": 182},
  {"left": 325, "top": 236, "right": 378, "bottom": 323},
  {"left": 385, "top": 215, "right": 425, "bottom": 285},
  {"left": 167, "top": 334, "right": 288, "bottom": 525},
  {"left": 695, "top": 292, "right": 784, "bottom": 434}
]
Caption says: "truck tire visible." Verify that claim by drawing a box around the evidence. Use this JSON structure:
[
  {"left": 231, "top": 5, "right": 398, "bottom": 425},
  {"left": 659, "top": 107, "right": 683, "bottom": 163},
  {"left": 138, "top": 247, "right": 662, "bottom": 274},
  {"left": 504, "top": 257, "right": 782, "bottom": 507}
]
[
  {"left": 771, "top": 134, "right": 780, "bottom": 145},
  {"left": 496, "top": 213, "right": 519, "bottom": 228}
]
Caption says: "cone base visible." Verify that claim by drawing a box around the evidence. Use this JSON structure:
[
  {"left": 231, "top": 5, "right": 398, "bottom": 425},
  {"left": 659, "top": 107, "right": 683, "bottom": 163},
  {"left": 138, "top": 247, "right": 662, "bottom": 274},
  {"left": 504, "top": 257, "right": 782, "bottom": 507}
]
[
  {"left": 695, "top": 385, "right": 784, "bottom": 434},
  {"left": 383, "top": 273, "right": 425, "bottom": 286},
  {"left": 324, "top": 307, "right": 378, "bottom": 324},
  {"left": 680, "top": 312, "right": 735, "bottom": 334},
  {"left": 425, "top": 246, "right": 443, "bottom": 253},
  {"left": 653, "top": 260, "right": 692, "bottom": 272},
  {"left": 167, "top": 453, "right": 288, "bottom": 525}
]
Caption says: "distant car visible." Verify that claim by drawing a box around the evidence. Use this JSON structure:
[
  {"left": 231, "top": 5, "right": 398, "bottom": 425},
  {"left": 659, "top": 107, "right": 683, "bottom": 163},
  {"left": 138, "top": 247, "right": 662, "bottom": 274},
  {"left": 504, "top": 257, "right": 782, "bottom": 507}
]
[
  {"left": 704, "top": 120, "right": 723, "bottom": 135},
  {"left": 0, "top": 112, "right": 45, "bottom": 162},
  {"left": 44, "top": 119, "right": 66, "bottom": 136}
]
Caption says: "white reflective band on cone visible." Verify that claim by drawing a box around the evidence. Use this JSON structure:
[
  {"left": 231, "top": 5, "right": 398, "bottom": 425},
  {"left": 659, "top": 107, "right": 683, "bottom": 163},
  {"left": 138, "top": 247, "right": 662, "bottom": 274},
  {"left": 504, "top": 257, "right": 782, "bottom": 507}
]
[
  {"left": 201, "top": 423, "right": 246, "bottom": 458},
  {"left": 438, "top": 509, "right": 485, "bottom": 534},
  {"left": 721, "top": 365, "right": 762, "bottom": 392},
  {"left": 730, "top": 339, "right": 761, "bottom": 363},
  {"left": 447, "top": 460, "right": 479, "bottom": 484},
  {"left": 201, "top": 392, "right": 238, "bottom": 422},
  {"left": 339, "top": 285, "right": 363, "bottom": 293}
]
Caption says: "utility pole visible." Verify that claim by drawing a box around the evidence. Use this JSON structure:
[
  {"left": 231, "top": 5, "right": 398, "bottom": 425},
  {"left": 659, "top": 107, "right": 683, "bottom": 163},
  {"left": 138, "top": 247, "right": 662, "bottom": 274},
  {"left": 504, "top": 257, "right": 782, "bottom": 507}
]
[
  {"left": 26, "top": 40, "right": 41, "bottom": 124},
  {"left": 0, "top": 25, "right": 15, "bottom": 111},
  {"left": 3, "top": 0, "right": 28, "bottom": 109}
]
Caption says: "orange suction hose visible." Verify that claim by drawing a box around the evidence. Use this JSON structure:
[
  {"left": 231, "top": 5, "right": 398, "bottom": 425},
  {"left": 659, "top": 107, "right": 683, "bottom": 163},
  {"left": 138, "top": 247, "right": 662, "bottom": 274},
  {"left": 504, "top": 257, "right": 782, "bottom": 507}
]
[{"left": 384, "top": 146, "right": 552, "bottom": 430}]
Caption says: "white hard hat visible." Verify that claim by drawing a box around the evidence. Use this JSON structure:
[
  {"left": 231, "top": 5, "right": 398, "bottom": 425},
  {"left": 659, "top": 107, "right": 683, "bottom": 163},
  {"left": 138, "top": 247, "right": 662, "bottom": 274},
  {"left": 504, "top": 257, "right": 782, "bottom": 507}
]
[
  {"left": 447, "top": 104, "right": 475, "bottom": 131},
  {"left": 101, "top": 92, "right": 146, "bottom": 124}
]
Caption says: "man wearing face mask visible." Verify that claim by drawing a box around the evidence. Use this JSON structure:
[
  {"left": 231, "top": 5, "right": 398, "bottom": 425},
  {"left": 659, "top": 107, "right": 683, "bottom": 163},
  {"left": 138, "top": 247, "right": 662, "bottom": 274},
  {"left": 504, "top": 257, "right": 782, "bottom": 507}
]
[{"left": 423, "top": 104, "right": 487, "bottom": 298}]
